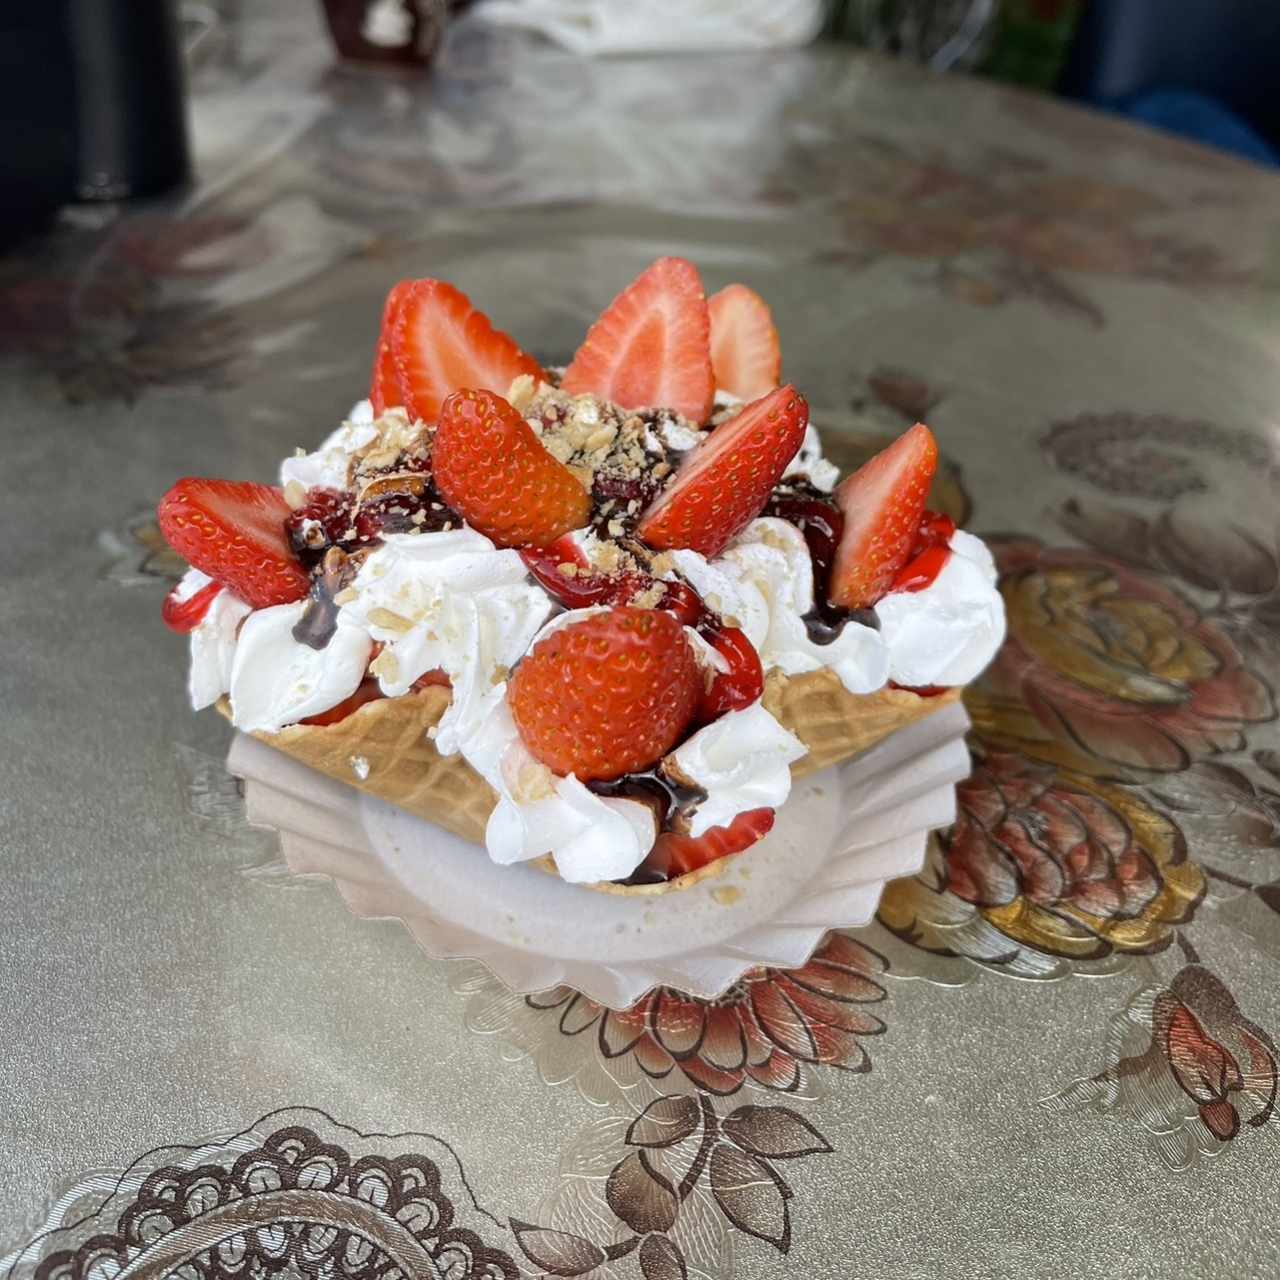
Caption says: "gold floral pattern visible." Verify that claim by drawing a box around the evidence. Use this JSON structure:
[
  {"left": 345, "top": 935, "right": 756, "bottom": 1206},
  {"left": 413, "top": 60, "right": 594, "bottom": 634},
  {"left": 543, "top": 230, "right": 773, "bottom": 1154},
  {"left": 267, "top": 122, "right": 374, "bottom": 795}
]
[
  {"left": 968, "top": 538, "right": 1275, "bottom": 775},
  {"left": 881, "top": 747, "right": 1203, "bottom": 963}
]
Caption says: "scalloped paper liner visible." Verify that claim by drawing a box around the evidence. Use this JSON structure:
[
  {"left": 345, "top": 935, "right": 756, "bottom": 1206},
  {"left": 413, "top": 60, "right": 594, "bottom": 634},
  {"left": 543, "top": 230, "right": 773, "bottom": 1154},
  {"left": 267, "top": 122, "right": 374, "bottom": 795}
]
[
  {"left": 227, "top": 698, "right": 973, "bottom": 1007},
  {"left": 219, "top": 674, "right": 959, "bottom": 894}
]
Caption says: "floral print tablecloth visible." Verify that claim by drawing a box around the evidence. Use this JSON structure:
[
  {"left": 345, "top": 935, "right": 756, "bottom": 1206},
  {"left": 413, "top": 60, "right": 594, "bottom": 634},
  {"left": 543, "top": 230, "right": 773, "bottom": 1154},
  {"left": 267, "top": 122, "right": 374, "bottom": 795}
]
[{"left": 3, "top": 5, "right": 1279, "bottom": 1278}]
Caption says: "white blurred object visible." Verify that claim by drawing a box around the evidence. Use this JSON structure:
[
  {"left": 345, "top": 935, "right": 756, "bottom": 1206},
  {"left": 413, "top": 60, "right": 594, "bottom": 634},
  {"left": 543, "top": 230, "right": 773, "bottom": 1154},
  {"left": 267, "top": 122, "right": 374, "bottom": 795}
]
[{"left": 474, "top": 0, "right": 825, "bottom": 54}]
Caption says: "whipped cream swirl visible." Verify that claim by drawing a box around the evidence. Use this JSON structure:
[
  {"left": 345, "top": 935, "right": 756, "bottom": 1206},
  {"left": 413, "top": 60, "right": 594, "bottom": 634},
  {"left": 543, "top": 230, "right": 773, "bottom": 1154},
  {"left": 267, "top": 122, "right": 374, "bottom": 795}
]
[
  {"left": 339, "top": 529, "right": 553, "bottom": 757},
  {"left": 876, "top": 529, "right": 1005, "bottom": 687},
  {"left": 182, "top": 569, "right": 252, "bottom": 711},
  {"left": 229, "top": 602, "right": 372, "bottom": 732},
  {"left": 667, "top": 701, "right": 807, "bottom": 837},
  {"left": 665, "top": 517, "right": 889, "bottom": 696}
]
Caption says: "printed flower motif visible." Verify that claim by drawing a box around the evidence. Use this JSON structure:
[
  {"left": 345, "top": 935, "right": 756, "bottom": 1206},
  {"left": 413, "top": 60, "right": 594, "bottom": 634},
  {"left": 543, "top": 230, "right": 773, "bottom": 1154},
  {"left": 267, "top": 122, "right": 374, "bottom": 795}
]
[
  {"left": 879, "top": 747, "right": 1203, "bottom": 965},
  {"left": 524, "top": 933, "right": 888, "bottom": 1097},
  {"left": 972, "top": 538, "right": 1274, "bottom": 775},
  {"left": 1043, "top": 961, "right": 1279, "bottom": 1168}
]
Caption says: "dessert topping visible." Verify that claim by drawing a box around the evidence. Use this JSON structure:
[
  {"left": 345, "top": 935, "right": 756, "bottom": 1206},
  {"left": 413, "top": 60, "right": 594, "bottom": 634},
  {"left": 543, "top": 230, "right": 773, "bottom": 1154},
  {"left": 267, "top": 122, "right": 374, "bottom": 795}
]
[
  {"left": 385, "top": 278, "right": 545, "bottom": 424},
  {"left": 433, "top": 388, "right": 591, "bottom": 548},
  {"left": 644, "top": 807, "right": 776, "bottom": 880},
  {"left": 156, "top": 477, "right": 310, "bottom": 609},
  {"left": 562, "top": 256, "right": 715, "bottom": 426},
  {"left": 637, "top": 384, "right": 808, "bottom": 558},
  {"left": 707, "top": 283, "right": 781, "bottom": 401},
  {"left": 161, "top": 574, "right": 223, "bottom": 634},
  {"left": 829, "top": 422, "right": 938, "bottom": 611},
  {"left": 508, "top": 606, "right": 700, "bottom": 782}
]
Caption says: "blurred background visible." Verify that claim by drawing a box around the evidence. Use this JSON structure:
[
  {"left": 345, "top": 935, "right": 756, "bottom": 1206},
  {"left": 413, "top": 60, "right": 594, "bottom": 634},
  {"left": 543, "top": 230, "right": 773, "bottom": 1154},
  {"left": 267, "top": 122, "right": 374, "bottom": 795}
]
[{"left": 2, "top": 0, "right": 1277, "bottom": 251}]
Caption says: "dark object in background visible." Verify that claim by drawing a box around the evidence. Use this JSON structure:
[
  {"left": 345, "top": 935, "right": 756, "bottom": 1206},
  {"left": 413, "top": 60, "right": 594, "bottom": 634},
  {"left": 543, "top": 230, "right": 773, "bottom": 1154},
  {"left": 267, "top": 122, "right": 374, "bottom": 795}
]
[
  {"left": 68, "top": 0, "right": 191, "bottom": 202},
  {"left": 0, "top": 0, "right": 191, "bottom": 247},
  {"left": 1059, "top": 0, "right": 1280, "bottom": 158},
  {"left": 319, "top": 0, "right": 448, "bottom": 67}
]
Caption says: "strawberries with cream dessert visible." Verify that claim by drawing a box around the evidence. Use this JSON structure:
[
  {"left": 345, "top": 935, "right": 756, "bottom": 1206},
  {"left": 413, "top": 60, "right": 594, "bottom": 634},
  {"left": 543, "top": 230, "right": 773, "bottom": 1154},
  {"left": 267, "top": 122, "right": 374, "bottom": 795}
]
[{"left": 156, "top": 258, "right": 1004, "bottom": 888}]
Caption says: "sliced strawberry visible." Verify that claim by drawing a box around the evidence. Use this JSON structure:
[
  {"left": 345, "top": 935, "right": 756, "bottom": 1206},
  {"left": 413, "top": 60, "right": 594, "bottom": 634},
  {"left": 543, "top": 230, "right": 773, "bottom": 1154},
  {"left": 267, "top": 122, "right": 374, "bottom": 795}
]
[
  {"left": 160, "top": 578, "right": 222, "bottom": 634},
  {"left": 157, "top": 478, "right": 309, "bottom": 609},
  {"left": 636, "top": 384, "right": 808, "bottom": 558},
  {"left": 829, "top": 423, "right": 938, "bottom": 611},
  {"left": 389, "top": 279, "right": 545, "bottom": 424},
  {"left": 509, "top": 607, "right": 701, "bottom": 782},
  {"left": 647, "top": 807, "right": 775, "bottom": 879},
  {"left": 300, "top": 679, "right": 385, "bottom": 727},
  {"left": 434, "top": 389, "right": 590, "bottom": 547},
  {"left": 708, "top": 284, "right": 781, "bottom": 401},
  {"left": 562, "top": 257, "right": 714, "bottom": 425},
  {"left": 369, "top": 280, "right": 415, "bottom": 414}
]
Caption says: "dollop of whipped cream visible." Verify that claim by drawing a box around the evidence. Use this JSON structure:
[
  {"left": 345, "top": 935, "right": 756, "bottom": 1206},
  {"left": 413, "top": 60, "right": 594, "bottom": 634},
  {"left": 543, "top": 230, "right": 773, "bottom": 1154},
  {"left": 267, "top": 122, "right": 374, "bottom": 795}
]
[
  {"left": 876, "top": 529, "right": 1005, "bottom": 687},
  {"left": 229, "top": 602, "right": 372, "bottom": 732},
  {"left": 338, "top": 529, "right": 552, "bottom": 756},
  {"left": 279, "top": 399, "right": 379, "bottom": 493},
  {"left": 665, "top": 518, "right": 889, "bottom": 696},
  {"left": 667, "top": 701, "right": 807, "bottom": 837},
  {"left": 784, "top": 422, "right": 839, "bottom": 492},
  {"left": 181, "top": 569, "right": 252, "bottom": 710},
  {"left": 465, "top": 696, "right": 658, "bottom": 884}
]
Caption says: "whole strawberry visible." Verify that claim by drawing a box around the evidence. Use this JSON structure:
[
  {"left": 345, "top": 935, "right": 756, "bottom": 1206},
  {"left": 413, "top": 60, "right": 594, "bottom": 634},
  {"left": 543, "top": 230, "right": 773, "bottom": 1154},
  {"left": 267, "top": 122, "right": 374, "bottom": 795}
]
[
  {"left": 434, "top": 388, "right": 591, "bottom": 548},
  {"left": 637, "top": 384, "right": 808, "bottom": 558},
  {"left": 509, "top": 607, "right": 700, "bottom": 782}
]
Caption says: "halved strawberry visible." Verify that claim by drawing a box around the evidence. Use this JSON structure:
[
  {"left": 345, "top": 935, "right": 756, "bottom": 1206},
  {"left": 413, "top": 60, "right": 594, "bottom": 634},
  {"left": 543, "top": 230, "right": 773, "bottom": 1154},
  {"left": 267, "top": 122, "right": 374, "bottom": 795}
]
[
  {"left": 389, "top": 279, "right": 545, "bottom": 424},
  {"left": 509, "top": 607, "right": 701, "bottom": 782},
  {"left": 369, "top": 280, "right": 414, "bottom": 414},
  {"left": 434, "top": 389, "right": 590, "bottom": 547},
  {"left": 636, "top": 384, "right": 808, "bottom": 558},
  {"left": 829, "top": 423, "right": 938, "bottom": 611},
  {"left": 708, "top": 284, "right": 781, "bottom": 401},
  {"left": 647, "top": 807, "right": 775, "bottom": 879},
  {"left": 157, "top": 478, "right": 310, "bottom": 609},
  {"left": 561, "top": 257, "right": 714, "bottom": 425}
]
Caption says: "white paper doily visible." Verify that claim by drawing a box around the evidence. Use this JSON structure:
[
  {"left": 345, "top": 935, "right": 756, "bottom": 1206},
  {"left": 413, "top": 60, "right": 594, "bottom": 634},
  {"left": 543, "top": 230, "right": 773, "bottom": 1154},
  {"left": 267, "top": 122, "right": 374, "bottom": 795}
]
[{"left": 228, "top": 700, "right": 970, "bottom": 1008}]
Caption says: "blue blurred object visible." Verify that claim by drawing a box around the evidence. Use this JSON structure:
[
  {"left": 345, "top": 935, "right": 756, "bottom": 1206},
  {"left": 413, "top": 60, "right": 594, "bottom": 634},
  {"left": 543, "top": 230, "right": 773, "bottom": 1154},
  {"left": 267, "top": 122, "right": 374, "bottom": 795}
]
[
  {"left": 1058, "top": 0, "right": 1280, "bottom": 165},
  {"left": 1123, "top": 90, "right": 1278, "bottom": 167}
]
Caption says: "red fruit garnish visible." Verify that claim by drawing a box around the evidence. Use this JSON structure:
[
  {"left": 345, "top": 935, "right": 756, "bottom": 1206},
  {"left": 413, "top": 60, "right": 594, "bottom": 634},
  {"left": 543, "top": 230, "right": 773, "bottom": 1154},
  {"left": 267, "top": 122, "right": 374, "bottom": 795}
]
[
  {"left": 412, "top": 668, "right": 451, "bottom": 690},
  {"left": 300, "top": 679, "right": 385, "bottom": 727},
  {"left": 509, "top": 607, "right": 700, "bottom": 782},
  {"left": 389, "top": 279, "right": 545, "bottom": 424},
  {"left": 434, "top": 389, "right": 590, "bottom": 548},
  {"left": 829, "top": 423, "right": 938, "bottom": 611},
  {"left": 707, "top": 283, "right": 781, "bottom": 401},
  {"left": 648, "top": 807, "right": 775, "bottom": 879},
  {"left": 562, "top": 257, "right": 714, "bottom": 425},
  {"left": 698, "top": 625, "right": 764, "bottom": 720},
  {"left": 160, "top": 578, "right": 222, "bottom": 634},
  {"left": 913, "top": 510, "right": 956, "bottom": 552},
  {"left": 283, "top": 486, "right": 352, "bottom": 562},
  {"left": 637, "top": 384, "right": 808, "bottom": 558},
  {"left": 157, "top": 478, "right": 310, "bottom": 609},
  {"left": 892, "top": 542, "right": 950, "bottom": 593},
  {"left": 369, "top": 281, "right": 414, "bottom": 414}
]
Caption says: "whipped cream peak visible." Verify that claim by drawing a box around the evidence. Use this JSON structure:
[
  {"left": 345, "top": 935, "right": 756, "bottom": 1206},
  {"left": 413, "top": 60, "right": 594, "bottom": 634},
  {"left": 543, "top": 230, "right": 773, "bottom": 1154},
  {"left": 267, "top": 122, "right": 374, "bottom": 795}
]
[
  {"left": 876, "top": 529, "right": 1005, "bottom": 688},
  {"left": 340, "top": 529, "right": 553, "bottom": 757},
  {"left": 667, "top": 701, "right": 807, "bottom": 837},
  {"left": 666, "top": 517, "right": 889, "bottom": 697},
  {"left": 229, "top": 601, "right": 372, "bottom": 733},
  {"left": 187, "top": 575, "right": 251, "bottom": 711},
  {"left": 783, "top": 422, "right": 839, "bottom": 492},
  {"left": 464, "top": 698, "right": 657, "bottom": 883}
]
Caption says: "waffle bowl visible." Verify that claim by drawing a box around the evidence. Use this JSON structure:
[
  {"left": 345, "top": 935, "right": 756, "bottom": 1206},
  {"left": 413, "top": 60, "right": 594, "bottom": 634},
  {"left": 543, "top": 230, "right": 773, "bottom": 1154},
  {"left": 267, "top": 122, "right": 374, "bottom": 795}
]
[
  {"left": 227, "top": 695, "right": 972, "bottom": 1006},
  {"left": 219, "top": 672, "right": 960, "bottom": 894}
]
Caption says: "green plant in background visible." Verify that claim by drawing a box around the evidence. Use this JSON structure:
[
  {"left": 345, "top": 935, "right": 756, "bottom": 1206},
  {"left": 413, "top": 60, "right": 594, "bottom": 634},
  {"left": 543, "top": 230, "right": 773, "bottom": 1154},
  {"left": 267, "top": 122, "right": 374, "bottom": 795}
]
[{"left": 825, "top": 0, "right": 1084, "bottom": 89}]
